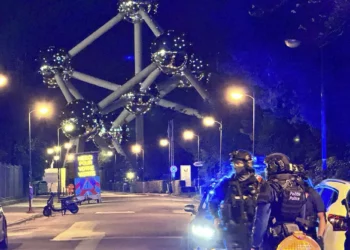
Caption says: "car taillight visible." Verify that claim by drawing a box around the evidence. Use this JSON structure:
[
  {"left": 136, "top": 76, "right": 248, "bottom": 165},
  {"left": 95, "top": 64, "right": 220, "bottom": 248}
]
[{"left": 328, "top": 214, "right": 348, "bottom": 231}]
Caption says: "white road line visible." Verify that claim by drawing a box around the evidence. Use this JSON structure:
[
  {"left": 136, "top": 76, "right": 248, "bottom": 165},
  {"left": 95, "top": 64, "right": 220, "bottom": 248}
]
[
  {"left": 95, "top": 211, "right": 135, "bottom": 214},
  {"left": 52, "top": 221, "right": 105, "bottom": 242},
  {"left": 100, "top": 236, "right": 184, "bottom": 240},
  {"left": 172, "top": 210, "right": 188, "bottom": 214},
  {"left": 74, "top": 237, "right": 104, "bottom": 250}
]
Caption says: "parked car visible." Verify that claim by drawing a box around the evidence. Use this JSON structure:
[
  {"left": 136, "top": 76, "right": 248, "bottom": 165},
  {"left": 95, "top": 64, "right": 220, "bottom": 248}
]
[
  {"left": 0, "top": 205, "right": 8, "bottom": 249},
  {"left": 184, "top": 182, "right": 225, "bottom": 250},
  {"left": 314, "top": 179, "right": 350, "bottom": 250}
]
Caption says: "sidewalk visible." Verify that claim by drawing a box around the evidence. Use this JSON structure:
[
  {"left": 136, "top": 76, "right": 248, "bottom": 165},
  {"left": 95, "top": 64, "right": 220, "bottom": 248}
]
[{"left": 3, "top": 197, "right": 60, "bottom": 227}]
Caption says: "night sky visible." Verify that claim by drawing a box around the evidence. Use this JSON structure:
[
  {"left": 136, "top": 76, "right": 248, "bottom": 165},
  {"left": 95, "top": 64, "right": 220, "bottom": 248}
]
[{"left": 0, "top": 0, "right": 350, "bottom": 167}]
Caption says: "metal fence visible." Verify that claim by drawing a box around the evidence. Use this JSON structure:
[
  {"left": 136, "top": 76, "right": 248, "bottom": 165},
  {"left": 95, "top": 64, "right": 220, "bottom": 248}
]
[{"left": 0, "top": 163, "right": 23, "bottom": 200}]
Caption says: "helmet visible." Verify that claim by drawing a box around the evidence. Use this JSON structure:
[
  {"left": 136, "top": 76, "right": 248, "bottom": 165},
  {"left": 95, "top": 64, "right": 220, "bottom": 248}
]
[
  {"left": 264, "top": 153, "right": 292, "bottom": 176},
  {"left": 229, "top": 149, "right": 253, "bottom": 171},
  {"left": 229, "top": 149, "right": 253, "bottom": 162}
]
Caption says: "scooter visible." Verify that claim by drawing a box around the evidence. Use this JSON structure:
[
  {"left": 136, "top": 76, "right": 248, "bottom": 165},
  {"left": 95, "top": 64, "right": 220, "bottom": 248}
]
[{"left": 43, "top": 192, "right": 79, "bottom": 217}]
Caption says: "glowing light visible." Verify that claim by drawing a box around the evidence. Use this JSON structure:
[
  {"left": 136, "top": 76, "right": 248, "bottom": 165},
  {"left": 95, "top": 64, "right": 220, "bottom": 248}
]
[
  {"left": 34, "top": 102, "right": 54, "bottom": 118},
  {"left": 53, "top": 155, "right": 60, "bottom": 161},
  {"left": 106, "top": 150, "right": 114, "bottom": 157},
  {"left": 285, "top": 39, "right": 301, "bottom": 48},
  {"left": 63, "top": 123, "right": 75, "bottom": 132},
  {"left": 159, "top": 139, "right": 169, "bottom": 147},
  {"left": 0, "top": 74, "right": 8, "bottom": 88},
  {"left": 126, "top": 172, "right": 135, "bottom": 179},
  {"left": 131, "top": 144, "right": 142, "bottom": 154},
  {"left": 64, "top": 142, "right": 72, "bottom": 149},
  {"left": 67, "top": 153, "right": 75, "bottom": 161},
  {"left": 47, "top": 148, "right": 54, "bottom": 155},
  {"left": 54, "top": 146, "right": 61, "bottom": 153},
  {"left": 294, "top": 136, "right": 301, "bottom": 143},
  {"left": 77, "top": 154, "right": 96, "bottom": 177},
  {"left": 202, "top": 116, "right": 216, "bottom": 127},
  {"left": 183, "top": 130, "right": 195, "bottom": 140}
]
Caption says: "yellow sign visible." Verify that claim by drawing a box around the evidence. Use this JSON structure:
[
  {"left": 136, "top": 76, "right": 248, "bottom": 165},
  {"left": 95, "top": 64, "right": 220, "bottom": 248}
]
[{"left": 76, "top": 154, "right": 97, "bottom": 178}]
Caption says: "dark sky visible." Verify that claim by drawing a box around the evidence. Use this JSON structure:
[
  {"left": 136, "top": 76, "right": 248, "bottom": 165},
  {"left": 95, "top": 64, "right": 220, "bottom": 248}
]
[{"left": 0, "top": 0, "right": 350, "bottom": 144}]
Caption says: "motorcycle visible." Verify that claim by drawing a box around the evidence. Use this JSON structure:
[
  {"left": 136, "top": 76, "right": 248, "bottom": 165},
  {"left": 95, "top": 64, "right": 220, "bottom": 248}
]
[{"left": 43, "top": 192, "right": 79, "bottom": 217}]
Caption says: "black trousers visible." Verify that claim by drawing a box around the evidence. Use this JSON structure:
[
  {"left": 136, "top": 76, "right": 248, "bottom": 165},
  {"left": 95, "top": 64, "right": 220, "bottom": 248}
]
[{"left": 223, "top": 223, "right": 251, "bottom": 250}]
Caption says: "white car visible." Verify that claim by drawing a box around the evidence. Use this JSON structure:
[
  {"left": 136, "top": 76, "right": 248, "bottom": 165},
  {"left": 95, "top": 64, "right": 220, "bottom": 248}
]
[{"left": 314, "top": 179, "right": 350, "bottom": 250}]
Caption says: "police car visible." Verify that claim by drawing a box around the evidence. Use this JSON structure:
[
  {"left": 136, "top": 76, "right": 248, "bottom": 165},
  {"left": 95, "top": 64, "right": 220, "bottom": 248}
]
[
  {"left": 0, "top": 205, "right": 8, "bottom": 249},
  {"left": 184, "top": 183, "right": 225, "bottom": 250},
  {"left": 314, "top": 179, "right": 350, "bottom": 250}
]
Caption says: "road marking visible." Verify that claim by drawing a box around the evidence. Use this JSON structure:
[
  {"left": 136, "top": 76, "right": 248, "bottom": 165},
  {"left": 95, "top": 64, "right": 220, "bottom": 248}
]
[
  {"left": 52, "top": 221, "right": 105, "bottom": 241},
  {"left": 8, "top": 231, "right": 32, "bottom": 237},
  {"left": 95, "top": 211, "right": 135, "bottom": 214},
  {"left": 74, "top": 237, "right": 104, "bottom": 250},
  {"left": 98, "top": 236, "right": 183, "bottom": 240},
  {"left": 172, "top": 210, "right": 188, "bottom": 214}
]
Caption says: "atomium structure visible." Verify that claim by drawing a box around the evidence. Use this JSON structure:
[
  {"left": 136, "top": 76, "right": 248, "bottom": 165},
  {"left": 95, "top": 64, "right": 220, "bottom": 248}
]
[{"left": 38, "top": 0, "right": 210, "bottom": 159}]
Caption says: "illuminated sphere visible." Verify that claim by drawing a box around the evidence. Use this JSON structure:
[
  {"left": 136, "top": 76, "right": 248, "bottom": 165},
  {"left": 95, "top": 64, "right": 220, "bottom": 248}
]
[
  {"left": 38, "top": 46, "right": 73, "bottom": 88},
  {"left": 95, "top": 112, "right": 130, "bottom": 148},
  {"left": 60, "top": 99, "right": 100, "bottom": 139},
  {"left": 284, "top": 39, "right": 301, "bottom": 48},
  {"left": 123, "top": 86, "right": 159, "bottom": 115},
  {"left": 118, "top": 0, "right": 158, "bottom": 23},
  {"left": 179, "top": 54, "right": 210, "bottom": 88},
  {"left": 151, "top": 30, "right": 191, "bottom": 75}
]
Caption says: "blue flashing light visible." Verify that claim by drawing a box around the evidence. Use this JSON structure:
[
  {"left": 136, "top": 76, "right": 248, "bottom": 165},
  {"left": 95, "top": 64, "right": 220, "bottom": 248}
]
[{"left": 125, "top": 55, "right": 134, "bottom": 61}]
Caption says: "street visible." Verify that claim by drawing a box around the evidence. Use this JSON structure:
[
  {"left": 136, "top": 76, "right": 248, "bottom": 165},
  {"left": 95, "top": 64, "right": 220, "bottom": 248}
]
[{"left": 5, "top": 193, "right": 195, "bottom": 250}]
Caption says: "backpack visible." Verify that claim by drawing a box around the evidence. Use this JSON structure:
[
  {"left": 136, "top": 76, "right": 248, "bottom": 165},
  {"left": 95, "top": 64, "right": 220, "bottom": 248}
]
[{"left": 270, "top": 174, "right": 307, "bottom": 222}]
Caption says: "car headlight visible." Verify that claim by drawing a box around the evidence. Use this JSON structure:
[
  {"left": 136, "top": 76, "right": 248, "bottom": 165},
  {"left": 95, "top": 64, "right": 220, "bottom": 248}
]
[{"left": 191, "top": 224, "right": 215, "bottom": 239}]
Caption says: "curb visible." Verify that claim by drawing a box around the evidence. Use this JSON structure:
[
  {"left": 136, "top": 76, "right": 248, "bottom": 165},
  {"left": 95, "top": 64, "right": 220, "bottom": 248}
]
[
  {"left": 8, "top": 214, "right": 44, "bottom": 227},
  {"left": 1, "top": 198, "right": 27, "bottom": 207}
]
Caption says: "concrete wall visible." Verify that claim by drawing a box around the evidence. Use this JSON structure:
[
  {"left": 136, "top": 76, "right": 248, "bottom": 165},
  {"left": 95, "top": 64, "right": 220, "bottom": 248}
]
[{"left": 0, "top": 163, "right": 23, "bottom": 199}]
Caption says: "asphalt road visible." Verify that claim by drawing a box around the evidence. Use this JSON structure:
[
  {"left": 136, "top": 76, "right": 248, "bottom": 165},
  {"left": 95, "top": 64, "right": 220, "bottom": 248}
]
[{"left": 6, "top": 194, "right": 195, "bottom": 250}]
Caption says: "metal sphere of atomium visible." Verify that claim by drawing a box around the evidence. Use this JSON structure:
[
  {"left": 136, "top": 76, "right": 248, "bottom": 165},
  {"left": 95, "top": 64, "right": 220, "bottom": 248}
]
[
  {"left": 38, "top": 46, "right": 73, "bottom": 88},
  {"left": 123, "top": 85, "right": 160, "bottom": 115},
  {"left": 151, "top": 30, "right": 192, "bottom": 75},
  {"left": 60, "top": 99, "right": 100, "bottom": 139},
  {"left": 118, "top": 0, "right": 159, "bottom": 23},
  {"left": 94, "top": 112, "right": 130, "bottom": 149},
  {"left": 178, "top": 54, "right": 210, "bottom": 88}
]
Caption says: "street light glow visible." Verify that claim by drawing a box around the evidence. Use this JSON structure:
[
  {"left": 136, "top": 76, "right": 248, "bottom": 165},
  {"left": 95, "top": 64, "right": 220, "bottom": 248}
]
[
  {"left": 53, "top": 155, "right": 60, "bottom": 161},
  {"left": 64, "top": 142, "right": 72, "bottom": 149},
  {"left": 203, "top": 116, "right": 216, "bottom": 127},
  {"left": 63, "top": 123, "right": 75, "bottom": 132},
  {"left": 67, "top": 153, "right": 75, "bottom": 161},
  {"left": 159, "top": 139, "right": 169, "bottom": 147},
  {"left": 230, "top": 92, "right": 244, "bottom": 100},
  {"left": 131, "top": 144, "right": 142, "bottom": 154},
  {"left": 126, "top": 172, "right": 135, "bottom": 180},
  {"left": 47, "top": 148, "right": 54, "bottom": 155},
  {"left": 54, "top": 146, "right": 61, "bottom": 153},
  {"left": 34, "top": 102, "right": 53, "bottom": 118},
  {"left": 0, "top": 74, "right": 8, "bottom": 88},
  {"left": 183, "top": 130, "right": 195, "bottom": 140},
  {"left": 106, "top": 150, "right": 114, "bottom": 157}
]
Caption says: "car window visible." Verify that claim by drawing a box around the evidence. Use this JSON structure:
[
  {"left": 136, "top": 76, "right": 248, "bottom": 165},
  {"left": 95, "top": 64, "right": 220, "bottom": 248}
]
[{"left": 320, "top": 187, "right": 338, "bottom": 210}]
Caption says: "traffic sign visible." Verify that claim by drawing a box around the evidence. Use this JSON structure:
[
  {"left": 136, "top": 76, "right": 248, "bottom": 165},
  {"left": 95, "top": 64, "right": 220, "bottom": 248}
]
[
  {"left": 193, "top": 161, "right": 204, "bottom": 167},
  {"left": 170, "top": 165, "right": 178, "bottom": 173}
]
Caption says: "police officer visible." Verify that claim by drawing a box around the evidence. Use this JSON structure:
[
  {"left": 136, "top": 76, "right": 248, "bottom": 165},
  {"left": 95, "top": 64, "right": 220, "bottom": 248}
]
[
  {"left": 209, "top": 149, "right": 262, "bottom": 250},
  {"left": 251, "top": 153, "right": 307, "bottom": 250}
]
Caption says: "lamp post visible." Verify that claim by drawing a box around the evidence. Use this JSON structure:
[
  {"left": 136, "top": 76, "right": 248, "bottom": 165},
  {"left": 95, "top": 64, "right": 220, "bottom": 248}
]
[
  {"left": 202, "top": 117, "right": 223, "bottom": 174},
  {"left": 227, "top": 90, "right": 256, "bottom": 156},
  {"left": 131, "top": 144, "right": 145, "bottom": 187},
  {"left": 159, "top": 138, "right": 171, "bottom": 181},
  {"left": 183, "top": 130, "right": 200, "bottom": 192},
  {"left": 183, "top": 130, "right": 200, "bottom": 161},
  {"left": 28, "top": 102, "right": 53, "bottom": 212}
]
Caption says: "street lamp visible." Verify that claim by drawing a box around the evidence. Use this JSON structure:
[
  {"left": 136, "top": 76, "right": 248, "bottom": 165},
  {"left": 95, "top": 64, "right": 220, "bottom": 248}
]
[
  {"left": 53, "top": 155, "right": 60, "bottom": 161},
  {"left": 227, "top": 89, "right": 256, "bottom": 156},
  {"left": 64, "top": 142, "right": 72, "bottom": 150},
  {"left": 47, "top": 148, "right": 54, "bottom": 155},
  {"left": 0, "top": 74, "right": 8, "bottom": 88},
  {"left": 131, "top": 144, "right": 145, "bottom": 183},
  {"left": 202, "top": 116, "right": 223, "bottom": 173},
  {"left": 159, "top": 139, "right": 169, "bottom": 147},
  {"left": 126, "top": 171, "right": 135, "bottom": 180},
  {"left": 183, "top": 130, "right": 200, "bottom": 161},
  {"left": 28, "top": 102, "right": 53, "bottom": 183}
]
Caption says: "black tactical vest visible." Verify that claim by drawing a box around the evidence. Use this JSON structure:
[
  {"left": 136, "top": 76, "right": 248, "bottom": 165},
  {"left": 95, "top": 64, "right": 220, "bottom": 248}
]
[
  {"left": 270, "top": 174, "right": 306, "bottom": 223},
  {"left": 223, "top": 175, "right": 261, "bottom": 224}
]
